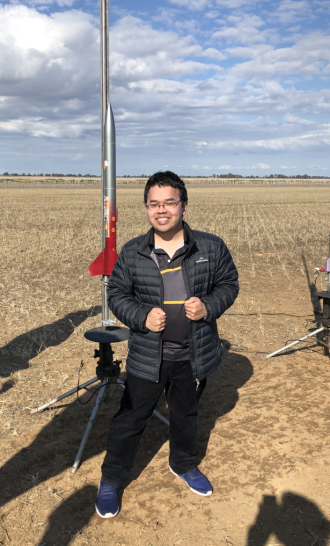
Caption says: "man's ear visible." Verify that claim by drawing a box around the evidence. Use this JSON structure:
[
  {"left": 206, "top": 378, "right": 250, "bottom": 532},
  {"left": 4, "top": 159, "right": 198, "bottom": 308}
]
[{"left": 182, "top": 201, "right": 188, "bottom": 217}]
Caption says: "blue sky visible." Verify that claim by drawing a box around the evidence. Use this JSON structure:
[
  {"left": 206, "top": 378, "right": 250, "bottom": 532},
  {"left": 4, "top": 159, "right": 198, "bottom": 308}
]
[{"left": 0, "top": 0, "right": 329, "bottom": 176}]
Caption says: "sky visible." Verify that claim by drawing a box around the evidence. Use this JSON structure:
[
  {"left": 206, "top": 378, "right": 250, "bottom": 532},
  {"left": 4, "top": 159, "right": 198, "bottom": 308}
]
[{"left": 0, "top": 0, "right": 329, "bottom": 176}]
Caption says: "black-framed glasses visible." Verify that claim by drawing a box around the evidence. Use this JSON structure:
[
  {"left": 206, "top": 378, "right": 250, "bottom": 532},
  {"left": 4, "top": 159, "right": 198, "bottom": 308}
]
[{"left": 145, "top": 199, "right": 182, "bottom": 211}]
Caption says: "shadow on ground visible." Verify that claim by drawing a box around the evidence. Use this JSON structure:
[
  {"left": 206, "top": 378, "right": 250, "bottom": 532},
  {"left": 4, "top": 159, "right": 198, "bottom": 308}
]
[
  {"left": 37, "top": 485, "right": 98, "bottom": 546},
  {"left": 0, "top": 306, "right": 101, "bottom": 394},
  {"left": 0, "top": 342, "right": 253, "bottom": 544},
  {"left": 0, "top": 342, "right": 252, "bottom": 503},
  {"left": 247, "top": 492, "right": 330, "bottom": 546}
]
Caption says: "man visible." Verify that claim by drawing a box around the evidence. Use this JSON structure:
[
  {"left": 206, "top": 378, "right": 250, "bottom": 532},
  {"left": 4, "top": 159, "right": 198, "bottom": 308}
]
[{"left": 95, "top": 171, "right": 239, "bottom": 518}]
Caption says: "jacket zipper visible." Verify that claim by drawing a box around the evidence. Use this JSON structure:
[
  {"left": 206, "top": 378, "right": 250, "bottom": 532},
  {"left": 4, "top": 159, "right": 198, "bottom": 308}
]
[
  {"left": 182, "top": 256, "right": 198, "bottom": 380},
  {"left": 157, "top": 278, "right": 164, "bottom": 383},
  {"left": 145, "top": 254, "right": 163, "bottom": 383}
]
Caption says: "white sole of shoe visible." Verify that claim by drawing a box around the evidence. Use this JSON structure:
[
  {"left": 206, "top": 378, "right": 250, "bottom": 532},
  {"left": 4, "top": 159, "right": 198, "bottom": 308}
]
[
  {"left": 169, "top": 466, "right": 213, "bottom": 496},
  {"left": 95, "top": 503, "right": 119, "bottom": 518}
]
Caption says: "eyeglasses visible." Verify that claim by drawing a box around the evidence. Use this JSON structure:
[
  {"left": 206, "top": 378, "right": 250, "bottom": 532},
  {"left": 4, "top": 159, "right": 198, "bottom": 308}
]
[{"left": 145, "top": 199, "right": 182, "bottom": 211}]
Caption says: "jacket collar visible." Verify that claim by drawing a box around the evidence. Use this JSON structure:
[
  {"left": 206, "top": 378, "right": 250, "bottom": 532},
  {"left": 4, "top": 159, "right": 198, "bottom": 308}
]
[{"left": 137, "top": 221, "right": 196, "bottom": 257}]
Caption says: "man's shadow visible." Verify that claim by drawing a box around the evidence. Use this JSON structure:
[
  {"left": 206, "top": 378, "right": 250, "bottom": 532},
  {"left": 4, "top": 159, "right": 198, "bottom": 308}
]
[
  {"left": 247, "top": 493, "right": 330, "bottom": 546},
  {"left": 0, "top": 306, "right": 101, "bottom": 394},
  {"left": 0, "top": 340, "right": 252, "bottom": 513},
  {"left": 36, "top": 485, "right": 98, "bottom": 546}
]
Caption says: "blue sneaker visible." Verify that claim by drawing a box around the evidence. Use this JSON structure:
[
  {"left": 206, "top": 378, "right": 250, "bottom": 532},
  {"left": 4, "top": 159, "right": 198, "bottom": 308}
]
[
  {"left": 170, "top": 466, "right": 213, "bottom": 496},
  {"left": 95, "top": 481, "right": 120, "bottom": 518}
]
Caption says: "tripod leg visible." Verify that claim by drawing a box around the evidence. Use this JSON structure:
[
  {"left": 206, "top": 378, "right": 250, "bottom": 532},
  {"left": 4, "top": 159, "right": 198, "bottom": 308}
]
[
  {"left": 265, "top": 327, "right": 325, "bottom": 358},
  {"left": 31, "top": 376, "right": 100, "bottom": 413},
  {"left": 71, "top": 379, "right": 108, "bottom": 474}
]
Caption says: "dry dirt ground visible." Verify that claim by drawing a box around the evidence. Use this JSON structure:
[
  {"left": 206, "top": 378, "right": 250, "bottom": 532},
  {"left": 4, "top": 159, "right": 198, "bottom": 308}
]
[{"left": 0, "top": 186, "right": 330, "bottom": 546}]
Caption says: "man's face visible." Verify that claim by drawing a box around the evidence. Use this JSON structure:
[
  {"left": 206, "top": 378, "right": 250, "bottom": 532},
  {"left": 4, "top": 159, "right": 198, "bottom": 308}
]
[{"left": 146, "top": 185, "right": 187, "bottom": 234}]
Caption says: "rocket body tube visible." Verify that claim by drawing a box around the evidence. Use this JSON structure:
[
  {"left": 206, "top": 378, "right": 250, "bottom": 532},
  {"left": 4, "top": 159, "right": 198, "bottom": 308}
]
[
  {"left": 89, "top": 103, "right": 118, "bottom": 277},
  {"left": 103, "top": 103, "right": 117, "bottom": 248}
]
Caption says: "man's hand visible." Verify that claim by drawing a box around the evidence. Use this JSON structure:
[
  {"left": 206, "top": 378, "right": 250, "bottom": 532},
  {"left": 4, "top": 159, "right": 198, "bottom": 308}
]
[
  {"left": 146, "top": 308, "right": 166, "bottom": 332},
  {"left": 185, "top": 297, "right": 207, "bottom": 321}
]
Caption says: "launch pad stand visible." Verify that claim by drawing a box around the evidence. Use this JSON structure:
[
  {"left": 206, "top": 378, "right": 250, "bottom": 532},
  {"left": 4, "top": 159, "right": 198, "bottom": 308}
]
[
  {"left": 266, "top": 292, "right": 330, "bottom": 359},
  {"left": 32, "top": 325, "right": 169, "bottom": 473},
  {"left": 32, "top": 0, "right": 171, "bottom": 474}
]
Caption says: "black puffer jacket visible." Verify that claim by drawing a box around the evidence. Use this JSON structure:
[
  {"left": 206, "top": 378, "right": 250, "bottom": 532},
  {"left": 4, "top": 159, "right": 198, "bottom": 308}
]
[{"left": 107, "top": 222, "right": 239, "bottom": 382}]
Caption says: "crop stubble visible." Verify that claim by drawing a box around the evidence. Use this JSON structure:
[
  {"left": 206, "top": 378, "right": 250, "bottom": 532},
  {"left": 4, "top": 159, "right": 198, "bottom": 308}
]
[{"left": 0, "top": 186, "right": 330, "bottom": 546}]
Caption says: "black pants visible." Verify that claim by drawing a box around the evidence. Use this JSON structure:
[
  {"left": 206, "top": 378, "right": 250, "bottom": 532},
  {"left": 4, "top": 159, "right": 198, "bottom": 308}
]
[{"left": 101, "top": 360, "right": 200, "bottom": 487}]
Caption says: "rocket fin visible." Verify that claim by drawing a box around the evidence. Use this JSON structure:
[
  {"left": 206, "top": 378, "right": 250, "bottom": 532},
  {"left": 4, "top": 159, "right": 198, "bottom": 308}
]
[{"left": 89, "top": 237, "right": 118, "bottom": 276}]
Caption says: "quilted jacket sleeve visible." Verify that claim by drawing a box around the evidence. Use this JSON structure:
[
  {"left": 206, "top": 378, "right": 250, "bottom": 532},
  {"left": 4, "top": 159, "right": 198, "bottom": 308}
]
[
  {"left": 201, "top": 239, "right": 239, "bottom": 320},
  {"left": 107, "top": 245, "right": 153, "bottom": 331}
]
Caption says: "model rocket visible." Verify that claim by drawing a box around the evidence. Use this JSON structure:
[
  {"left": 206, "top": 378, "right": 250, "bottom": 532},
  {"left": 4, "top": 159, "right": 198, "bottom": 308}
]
[{"left": 89, "top": 104, "right": 118, "bottom": 276}]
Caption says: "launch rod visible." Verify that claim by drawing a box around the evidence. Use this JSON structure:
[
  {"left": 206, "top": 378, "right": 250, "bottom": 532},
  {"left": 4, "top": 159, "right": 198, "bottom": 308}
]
[{"left": 100, "top": 0, "right": 109, "bottom": 168}]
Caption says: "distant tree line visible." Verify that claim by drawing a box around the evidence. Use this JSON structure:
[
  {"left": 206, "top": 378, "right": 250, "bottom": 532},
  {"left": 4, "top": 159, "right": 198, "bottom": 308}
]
[
  {"left": 2, "top": 172, "right": 330, "bottom": 179},
  {"left": 2, "top": 172, "right": 97, "bottom": 177}
]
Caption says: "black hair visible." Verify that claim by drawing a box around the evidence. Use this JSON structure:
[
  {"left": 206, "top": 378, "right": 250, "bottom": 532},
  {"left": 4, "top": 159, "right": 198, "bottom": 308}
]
[{"left": 144, "top": 171, "right": 188, "bottom": 204}]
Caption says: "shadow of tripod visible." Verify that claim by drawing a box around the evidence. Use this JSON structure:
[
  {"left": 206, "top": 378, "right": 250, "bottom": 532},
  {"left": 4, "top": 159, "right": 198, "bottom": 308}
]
[
  {"left": 0, "top": 307, "right": 101, "bottom": 395},
  {"left": 0, "top": 344, "right": 253, "bottom": 515}
]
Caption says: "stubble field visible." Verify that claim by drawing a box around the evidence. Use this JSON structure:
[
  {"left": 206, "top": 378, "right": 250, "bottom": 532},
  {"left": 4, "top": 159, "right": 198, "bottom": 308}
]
[{"left": 0, "top": 185, "right": 330, "bottom": 546}]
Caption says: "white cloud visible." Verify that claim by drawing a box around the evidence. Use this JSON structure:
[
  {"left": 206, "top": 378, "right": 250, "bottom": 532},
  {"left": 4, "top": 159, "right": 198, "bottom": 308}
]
[
  {"left": 229, "top": 33, "right": 330, "bottom": 79},
  {"left": 0, "top": 116, "right": 97, "bottom": 138},
  {"left": 283, "top": 114, "right": 315, "bottom": 125},
  {"left": 215, "top": 0, "right": 256, "bottom": 7},
  {"left": 280, "top": 165, "right": 297, "bottom": 168},
  {"left": 203, "top": 166, "right": 211, "bottom": 169},
  {"left": 174, "top": 19, "right": 200, "bottom": 33},
  {"left": 0, "top": 5, "right": 329, "bottom": 174},
  {"left": 272, "top": 0, "right": 311, "bottom": 24},
  {"left": 202, "top": 48, "right": 226, "bottom": 61},
  {"left": 168, "top": 0, "right": 211, "bottom": 10},
  {"left": 203, "top": 125, "right": 330, "bottom": 152},
  {"left": 110, "top": 16, "right": 222, "bottom": 85},
  {"left": 236, "top": 163, "right": 270, "bottom": 169},
  {"left": 212, "top": 14, "right": 269, "bottom": 45},
  {"left": 0, "top": 5, "right": 100, "bottom": 144},
  {"left": 204, "top": 10, "right": 219, "bottom": 19},
  {"left": 252, "top": 163, "right": 271, "bottom": 169},
  {"left": 28, "top": 0, "right": 76, "bottom": 6}
]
